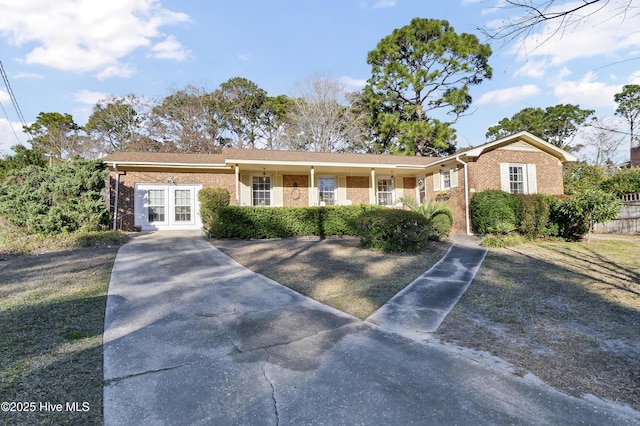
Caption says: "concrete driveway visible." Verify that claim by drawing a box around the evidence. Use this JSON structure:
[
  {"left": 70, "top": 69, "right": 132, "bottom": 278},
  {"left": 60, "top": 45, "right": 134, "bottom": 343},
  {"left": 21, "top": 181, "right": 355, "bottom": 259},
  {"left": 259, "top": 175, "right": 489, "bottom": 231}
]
[{"left": 103, "top": 231, "right": 640, "bottom": 425}]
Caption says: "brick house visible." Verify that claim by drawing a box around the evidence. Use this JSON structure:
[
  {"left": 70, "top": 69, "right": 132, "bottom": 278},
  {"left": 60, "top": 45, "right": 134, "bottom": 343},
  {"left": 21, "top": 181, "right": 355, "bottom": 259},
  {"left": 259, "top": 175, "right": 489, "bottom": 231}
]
[{"left": 103, "top": 131, "right": 576, "bottom": 234}]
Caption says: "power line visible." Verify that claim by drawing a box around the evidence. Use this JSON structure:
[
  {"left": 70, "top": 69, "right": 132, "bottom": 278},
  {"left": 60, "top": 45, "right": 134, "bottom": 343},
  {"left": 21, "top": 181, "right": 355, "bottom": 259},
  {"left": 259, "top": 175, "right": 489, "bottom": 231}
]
[
  {"left": 0, "top": 60, "right": 31, "bottom": 144},
  {"left": 0, "top": 99, "right": 23, "bottom": 145}
]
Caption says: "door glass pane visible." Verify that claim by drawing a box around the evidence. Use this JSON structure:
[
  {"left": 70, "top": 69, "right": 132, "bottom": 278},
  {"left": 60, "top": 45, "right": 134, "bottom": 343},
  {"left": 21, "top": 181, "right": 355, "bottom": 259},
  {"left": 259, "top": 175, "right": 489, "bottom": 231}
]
[
  {"left": 148, "top": 189, "right": 165, "bottom": 222},
  {"left": 318, "top": 178, "right": 336, "bottom": 205},
  {"left": 377, "top": 178, "right": 394, "bottom": 206},
  {"left": 174, "top": 189, "right": 191, "bottom": 222}
]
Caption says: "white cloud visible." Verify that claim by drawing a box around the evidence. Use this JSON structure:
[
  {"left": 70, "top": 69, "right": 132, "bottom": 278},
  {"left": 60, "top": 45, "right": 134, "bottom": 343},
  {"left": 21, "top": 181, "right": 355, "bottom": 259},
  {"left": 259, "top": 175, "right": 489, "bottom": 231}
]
[
  {"left": 74, "top": 90, "right": 109, "bottom": 105},
  {"left": 0, "top": 0, "right": 190, "bottom": 77},
  {"left": 0, "top": 118, "right": 29, "bottom": 154},
  {"left": 96, "top": 64, "right": 137, "bottom": 80},
  {"left": 339, "top": 76, "right": 367, "bottom": 90},
  {"left": 0, "top": 89, "right": 9, "bottom": 104},
  {"left": 476, "top": 84, "right": 540, "bottom": 105},
  {"left": 372, "top": 0, "right": 397, "bottom": 8},
  {"left": 150, "top": 35, "right": 191, "bottom": 61},
  {"left": 514, "top": 60, "right": 548, "bottom": 79},
  {"left": 551, "top": 72, "right": 621, "bottom": 108},
  {"left": 514, "top": 0, "right": 640, "bottom": 65}
]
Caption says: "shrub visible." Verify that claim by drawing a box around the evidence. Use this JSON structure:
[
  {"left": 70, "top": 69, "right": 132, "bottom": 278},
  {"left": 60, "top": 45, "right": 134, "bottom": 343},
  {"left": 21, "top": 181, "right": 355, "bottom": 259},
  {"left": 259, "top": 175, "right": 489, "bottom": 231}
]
[
  {"left": 515, "top": 194, "right": 550, "bottom": 239},
  {"left": 355, "top": 209, "right": 429, "bottom": 253},
  {"left": 601, "top": 167, "right": 640, "bottom": 197},
  {"left": 399, "top": 196, "right": 454, "bottom": 240},
  {"left": 470, "top": 190, "right": 520, "bottom": 236},
  {"left": 0, "top": 159, "right": 109, "bottom": 235},
  {"left": 198, "top": 188, "right": 230, "bottom": 233},
  {"left": 553, "top": 189, "right": 622, "bottom": 242},
  {"left": 210, "top": 205, "right": 381, "bottom": 239},
  {"left": 429, "top": 213, "right": 453, "bottom": 240}
]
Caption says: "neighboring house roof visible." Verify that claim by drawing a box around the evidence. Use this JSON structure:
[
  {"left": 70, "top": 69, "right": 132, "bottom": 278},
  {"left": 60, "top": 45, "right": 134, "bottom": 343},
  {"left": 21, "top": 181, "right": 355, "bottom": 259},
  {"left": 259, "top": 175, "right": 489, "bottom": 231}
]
[{"left": 102, "top": 131, "right": 577, "bottom": 169}]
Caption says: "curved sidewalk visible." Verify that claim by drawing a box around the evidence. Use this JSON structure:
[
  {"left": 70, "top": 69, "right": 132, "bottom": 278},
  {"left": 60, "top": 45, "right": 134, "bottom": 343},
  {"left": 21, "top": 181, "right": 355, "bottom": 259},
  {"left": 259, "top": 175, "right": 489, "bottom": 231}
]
[{"left": 103, "top": 231, "right": 640, "bottom": 426}]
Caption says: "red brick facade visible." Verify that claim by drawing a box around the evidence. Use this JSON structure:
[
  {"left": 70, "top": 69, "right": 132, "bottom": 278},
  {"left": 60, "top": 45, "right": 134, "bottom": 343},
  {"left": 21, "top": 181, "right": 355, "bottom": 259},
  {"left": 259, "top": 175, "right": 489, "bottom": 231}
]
[
  {"left": 346, "top": 176, "right": 371, "bottom": 205},
  {"left": 283, "top": 175, "right": 309, "bottom": 207},
  {"left": 105, "top": 133, "right": 575, "bottom": 234},
  {"left": 467, "top": 149, "right": 564, "bottom": 195}
]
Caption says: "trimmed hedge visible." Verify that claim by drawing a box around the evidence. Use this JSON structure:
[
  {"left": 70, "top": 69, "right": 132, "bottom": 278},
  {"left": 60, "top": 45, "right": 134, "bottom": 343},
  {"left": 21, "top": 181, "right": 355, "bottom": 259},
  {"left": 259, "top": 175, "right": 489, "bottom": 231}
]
[
  {"left": 198, "top": 187, "right": 230, "bottom": 232},
  {"left": 470, "top": 190, "right": 520, "bottom": 236},
  {"left": 515, "top": 194, "right": 550, "bottom": 239},
  {"left": 356, "top": 209, "right": 429, "bottom": 253},
  {"left": 209, "top": 205, "right": 383, "bottom": 239}
]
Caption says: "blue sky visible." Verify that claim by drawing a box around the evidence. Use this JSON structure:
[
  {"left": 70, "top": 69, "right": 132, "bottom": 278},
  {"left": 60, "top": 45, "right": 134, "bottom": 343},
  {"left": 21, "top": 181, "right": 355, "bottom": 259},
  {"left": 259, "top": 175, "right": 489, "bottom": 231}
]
[{"left": 0, "top": 0, "right": 638, "bottom": 163}]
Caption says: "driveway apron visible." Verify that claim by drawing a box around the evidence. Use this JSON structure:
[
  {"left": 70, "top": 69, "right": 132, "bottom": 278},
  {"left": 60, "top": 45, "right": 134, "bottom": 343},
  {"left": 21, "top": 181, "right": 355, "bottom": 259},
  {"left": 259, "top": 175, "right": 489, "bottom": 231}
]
[{"left": 103, "top": 231, "right": 640, "bottom": 425}]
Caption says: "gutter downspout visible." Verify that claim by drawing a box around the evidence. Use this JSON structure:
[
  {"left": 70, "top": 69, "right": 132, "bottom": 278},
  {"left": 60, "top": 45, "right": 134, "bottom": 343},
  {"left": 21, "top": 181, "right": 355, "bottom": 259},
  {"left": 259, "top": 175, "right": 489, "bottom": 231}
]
[
  {"left": 456, "top": 156, "right": 471, "bottom": 235},
  {"left": 112, "top": 163, "right": 119, "bottom": 231}
]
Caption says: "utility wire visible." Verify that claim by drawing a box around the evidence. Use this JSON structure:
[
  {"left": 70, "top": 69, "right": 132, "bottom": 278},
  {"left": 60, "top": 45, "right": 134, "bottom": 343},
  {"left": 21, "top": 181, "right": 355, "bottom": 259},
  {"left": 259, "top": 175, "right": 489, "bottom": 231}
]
[
  {"left": 0, "top": 99, "right": 23, "bottom": 145},
  {"left": 0, "top": 60, "right": 31, "bottom": 143}
]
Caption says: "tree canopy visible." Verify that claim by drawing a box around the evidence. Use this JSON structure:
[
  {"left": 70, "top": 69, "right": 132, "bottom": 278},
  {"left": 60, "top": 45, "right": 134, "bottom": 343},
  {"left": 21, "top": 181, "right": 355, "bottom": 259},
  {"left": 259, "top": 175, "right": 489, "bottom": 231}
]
[
  {"left": 23, "top": 112, "right": 82, "bottom": 160},
  {"left": 614, "top": 84, "right": 640, "bottom": 149},
  {"left": 486, "top": 104, "right": 594, "bottom": 150},
  {"left": 364, "top": 18, "right": 492, "bottom": 156}
]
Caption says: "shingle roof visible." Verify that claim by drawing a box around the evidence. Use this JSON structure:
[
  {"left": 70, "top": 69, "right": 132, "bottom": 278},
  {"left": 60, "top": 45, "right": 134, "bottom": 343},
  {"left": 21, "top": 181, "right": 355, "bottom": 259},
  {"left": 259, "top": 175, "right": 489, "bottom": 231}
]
[
  {"left": 103, "top": 151, "right": 225, "bottom": 165},
  {"left": 103, "top": 148, "right": 439, "bottom": 167}
]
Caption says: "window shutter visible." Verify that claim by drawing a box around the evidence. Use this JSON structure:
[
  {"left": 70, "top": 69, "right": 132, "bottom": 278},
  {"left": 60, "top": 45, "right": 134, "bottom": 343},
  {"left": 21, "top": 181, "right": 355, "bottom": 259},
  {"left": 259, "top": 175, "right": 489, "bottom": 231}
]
[
  {"left": 527, "top": 164, "right": 537, "bottom": 194},
  {"left": 433, "top": 172, "right": 441, "bottom": 191},
  {"left": 451, "top": 167, "right": 459, "bottom": 188},
  {"left": 500, "top": 163, "right": 510, "bottom": 192}
]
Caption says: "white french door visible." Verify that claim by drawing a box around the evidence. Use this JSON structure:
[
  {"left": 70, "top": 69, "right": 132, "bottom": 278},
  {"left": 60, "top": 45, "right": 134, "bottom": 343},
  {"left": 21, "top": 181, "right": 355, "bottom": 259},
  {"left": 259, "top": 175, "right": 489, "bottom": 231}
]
[{"left": 135, "top": 184, "right": 202, "bottom": 230}]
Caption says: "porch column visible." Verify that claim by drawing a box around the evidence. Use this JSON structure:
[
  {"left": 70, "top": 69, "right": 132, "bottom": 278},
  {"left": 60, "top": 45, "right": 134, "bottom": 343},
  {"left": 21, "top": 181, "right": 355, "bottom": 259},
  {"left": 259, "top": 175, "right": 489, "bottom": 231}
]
[
  {"left": 310, "top": 166, "right": 315, "bottom": 206},
  {"left": 370, "top": 168, "right": 376, "bottom": 205},
  {"left": 235, "top": 164, "right": 240, "bottom": 206}
]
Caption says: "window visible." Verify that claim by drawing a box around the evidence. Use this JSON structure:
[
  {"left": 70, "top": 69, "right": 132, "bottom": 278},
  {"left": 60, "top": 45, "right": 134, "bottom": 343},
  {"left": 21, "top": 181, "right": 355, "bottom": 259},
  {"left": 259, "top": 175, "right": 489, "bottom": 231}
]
[
  {"left": 500, "top": 163, "right": 537, "bottom": 195},
  {"left": 509, "top": 165, "right": 525, "bottom": 194},
  {"left": 318, "top": 177, "right": 336, "bottom": 205},
  {"left": 252, "top": 175, "right": 271, "bottom": 206},
  {"left": 148, "top": 189, "right": 165, "bottom": 222},
  {"left": 174, "top": 189, "right": 192, "bottom": 222},
  {"left": 377, "top": 177, "right": 394, "bottom": 206},
  {"left": 441, "top": 168, "right": 451, "bottom": 190}
]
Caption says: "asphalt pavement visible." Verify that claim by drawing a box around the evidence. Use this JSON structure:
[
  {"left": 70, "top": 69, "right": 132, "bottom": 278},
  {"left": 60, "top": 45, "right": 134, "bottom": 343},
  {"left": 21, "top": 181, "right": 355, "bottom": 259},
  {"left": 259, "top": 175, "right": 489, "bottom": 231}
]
[{"left": 103, "top": 231, "right": 640, "bottom": 425}]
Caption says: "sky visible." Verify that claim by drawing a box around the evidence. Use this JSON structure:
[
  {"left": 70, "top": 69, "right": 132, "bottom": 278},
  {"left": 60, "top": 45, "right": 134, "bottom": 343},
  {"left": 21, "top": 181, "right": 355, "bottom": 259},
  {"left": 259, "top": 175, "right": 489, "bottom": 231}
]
[{"left": 0, "top": 0, "right": 639, "bottom": 163}]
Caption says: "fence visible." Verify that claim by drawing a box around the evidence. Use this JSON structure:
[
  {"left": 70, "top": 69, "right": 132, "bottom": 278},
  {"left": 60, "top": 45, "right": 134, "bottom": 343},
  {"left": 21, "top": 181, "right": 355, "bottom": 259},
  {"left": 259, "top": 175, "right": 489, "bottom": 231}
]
[{"left": 593, "top": 193, "right": 640, "bottom": 234}]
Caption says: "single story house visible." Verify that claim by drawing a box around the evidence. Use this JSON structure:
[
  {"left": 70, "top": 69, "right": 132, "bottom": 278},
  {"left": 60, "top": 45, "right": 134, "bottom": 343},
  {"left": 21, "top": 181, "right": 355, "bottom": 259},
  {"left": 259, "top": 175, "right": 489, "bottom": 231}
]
[{"left": 103, "top": 131, "right": 577, "bottom": 235}]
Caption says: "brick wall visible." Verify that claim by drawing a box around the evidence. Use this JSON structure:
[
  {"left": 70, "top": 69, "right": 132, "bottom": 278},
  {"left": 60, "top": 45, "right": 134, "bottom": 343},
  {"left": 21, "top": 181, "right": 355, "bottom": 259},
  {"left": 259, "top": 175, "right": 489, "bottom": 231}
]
[
  {"left": 346, "top": 176, "right": 370, "bottom": 204},
  {"left": 111, "top": 170, "right": 235, "bottom": 231},
  {"left": 467, "top": 149, "right": 564, "bottom": 195},
  {"left": 282, "top": 175, "right": 309, "bottom": 207},
  {"left": 632, "top": 146, "right": 640, "bottom": 167}
]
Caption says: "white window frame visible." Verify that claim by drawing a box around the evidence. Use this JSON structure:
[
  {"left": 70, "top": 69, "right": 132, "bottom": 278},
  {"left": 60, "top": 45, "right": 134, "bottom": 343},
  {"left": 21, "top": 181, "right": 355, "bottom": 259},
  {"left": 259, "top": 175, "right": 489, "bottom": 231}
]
[
  {"left": 500, "top": 163, "right": 537, "bottom": 194},
  {"left": 441, "top": 168, "right": 452, "bottom": 190},
  {"left": 147, "top": 188, "right": 167, "bottom": 224},
  {"left": 377, "top": 176, "right": 395, "bottom": 206},
  {"left": 173, "top": 189, "right": 192, "bottom": 222},
  {"left": 252, "top": 175, "right": 272, "bottom": 206},
  {"left": 318, "top": 176, "right": 336, "bottom": 206},
  {"left": 509, "top": 164, "right": 525, "bottom": 194}
]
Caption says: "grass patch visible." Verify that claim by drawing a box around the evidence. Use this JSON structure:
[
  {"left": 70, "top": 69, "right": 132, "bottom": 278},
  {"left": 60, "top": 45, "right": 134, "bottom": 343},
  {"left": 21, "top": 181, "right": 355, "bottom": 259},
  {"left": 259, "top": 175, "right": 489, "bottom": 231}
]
[
  {"left": 212, "top": 237, "right": 451, "bottom": 319},
  {"left": 0, "top": 220, "right": 128, "bottom": 256},
  {"left": 436, "top": 234, "right": 640, "bottom": 410},
  {"left": 0, "top": 238, "right": 125, "bottom": 425}
]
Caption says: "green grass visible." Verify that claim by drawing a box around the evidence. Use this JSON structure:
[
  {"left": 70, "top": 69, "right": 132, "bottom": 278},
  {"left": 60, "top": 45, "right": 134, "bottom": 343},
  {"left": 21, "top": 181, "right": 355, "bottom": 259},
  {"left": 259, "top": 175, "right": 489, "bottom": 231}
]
[{"left": 0, "top": 230, "right": 126, "bottom": 425}]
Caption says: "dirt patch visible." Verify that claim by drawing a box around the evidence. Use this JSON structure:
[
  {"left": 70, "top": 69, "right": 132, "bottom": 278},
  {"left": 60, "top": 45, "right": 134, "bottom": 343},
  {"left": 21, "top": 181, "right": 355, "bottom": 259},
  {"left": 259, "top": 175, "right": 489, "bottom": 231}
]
[
  {"left": 212, "top": 236, "right": 451, "bottom": 319},
  {"left": 436, "top": 235, "right": 640, "bottom": 411}
]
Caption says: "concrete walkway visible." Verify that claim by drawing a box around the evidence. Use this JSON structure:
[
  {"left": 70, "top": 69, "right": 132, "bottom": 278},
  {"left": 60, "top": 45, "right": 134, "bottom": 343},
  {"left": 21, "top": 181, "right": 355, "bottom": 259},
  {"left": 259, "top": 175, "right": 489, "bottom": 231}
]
[
  {"left": 103, "top": 231, "right": 640, "bottom": 425},
  {"left": 366, "top": 234, "right": 486, "bottom": 339}
]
